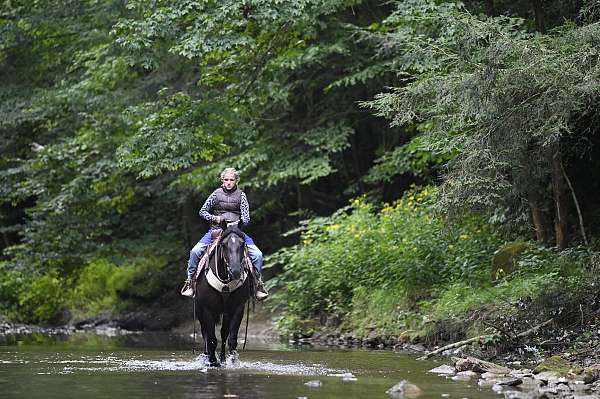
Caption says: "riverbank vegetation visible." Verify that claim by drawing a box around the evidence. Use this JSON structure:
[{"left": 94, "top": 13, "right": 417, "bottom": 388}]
[
  {"left": 269, "top": 186, "right": 598, "bottom": 346},
  {"left": 2, "top": 0, "right": 600, "bottom": 360}
]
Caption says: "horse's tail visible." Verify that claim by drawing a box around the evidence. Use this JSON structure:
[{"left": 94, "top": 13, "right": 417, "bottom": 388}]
[{"left": 215, "top": 314, "right": 222, "bottom": 325}]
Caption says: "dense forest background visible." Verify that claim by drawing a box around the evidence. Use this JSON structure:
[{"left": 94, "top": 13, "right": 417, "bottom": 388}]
[{"left": 2, "top": 0, "right": 600, "bottom": 339}]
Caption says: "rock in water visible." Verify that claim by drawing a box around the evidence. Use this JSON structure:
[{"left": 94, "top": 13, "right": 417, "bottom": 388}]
[
  {"left": 495, "top": 378, "right": 523, "bottom": 387},
  {"left": 304, "top": 380, "right": 322, "bottom": 387},
  {"left": 386, "top": 380, "right": 422, "bottom": 398},
  {"left": 452, "top": 371, "right": 479, "bottom": 381},
  {"left": 428, "top": 365, "right": 456, "bottom": 375},
  {"left": 454, "top": 356, "right": 511, "bottom": 374}
]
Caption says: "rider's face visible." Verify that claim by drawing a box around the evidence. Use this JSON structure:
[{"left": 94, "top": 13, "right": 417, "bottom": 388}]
[{"left": 222, "top": 173, "right": 237, "bottom": 190}]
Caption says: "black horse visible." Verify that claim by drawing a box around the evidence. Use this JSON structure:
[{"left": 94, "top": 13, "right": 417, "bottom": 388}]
[{"left": 194, "top": 224, "right": 251, "bottom": 366}]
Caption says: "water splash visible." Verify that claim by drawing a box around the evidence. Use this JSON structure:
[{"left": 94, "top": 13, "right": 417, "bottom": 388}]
[{"left": 54, "top": 353, "right": 348, "bottom": 376}]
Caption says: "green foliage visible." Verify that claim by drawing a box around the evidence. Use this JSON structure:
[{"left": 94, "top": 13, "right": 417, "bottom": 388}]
[
  {"left": 0, "top": 263, "right": 68, "bottom": 324},
  {"left": 68, "top": 259, "right": 121, "bottom": 317},
  {"left": 363, "top": 0, "right": 600, "bottom": 234},
  {"left": 17, "top": 273, "right": 66, "bottom": 324},
  {"left": 68, "top": 255, "right": 169, "bottom": 319},
  {"left": 365, "top": 131, "right": 456, "bottom": 184},
  {"left": 347, "top": 286, "right": 422, "bottom": 336},
  {"left": 269, "top": 186, "right": 504, "bottom": 332},
  {"left": 3, "top": 0, "right": 600, "bottom": 329},
  {"left": 423, "top": 246, "right": 589, "bottom": 320},
  {"left": 0, "top": 263, "right": 25, "bottom": 321}
]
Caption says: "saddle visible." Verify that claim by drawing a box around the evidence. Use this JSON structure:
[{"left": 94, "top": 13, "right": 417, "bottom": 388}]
[{"left": 191, "top": 231, "right": 255, "bottom": 291}]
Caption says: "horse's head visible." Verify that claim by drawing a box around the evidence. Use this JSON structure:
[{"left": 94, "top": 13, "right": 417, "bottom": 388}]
[{"left": 219, "top": 225, "right": 246, "bottom": 280}]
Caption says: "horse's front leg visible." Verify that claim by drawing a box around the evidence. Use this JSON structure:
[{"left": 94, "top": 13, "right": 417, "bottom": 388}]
[
  {"left": 220, "top": 313, "right": 230, "bottom": 363},
  {"left": 195, "top": 303, "right": 209, "bottom": 357},
  {"left": 227, "top": 302, "right": 246, "bottom": 355},
  {"left": 202, "top": 312, "right": 219, "bottom": 366}
]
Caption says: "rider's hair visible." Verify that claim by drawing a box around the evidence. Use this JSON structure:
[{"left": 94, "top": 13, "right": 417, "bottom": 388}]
[{"left": 220, "top": 167, "right": 240, "bottom": 183}]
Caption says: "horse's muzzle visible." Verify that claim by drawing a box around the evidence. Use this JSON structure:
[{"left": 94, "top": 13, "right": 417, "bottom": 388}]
[{"left": 230, "top": 268, "right": 242, "bottom": 280}]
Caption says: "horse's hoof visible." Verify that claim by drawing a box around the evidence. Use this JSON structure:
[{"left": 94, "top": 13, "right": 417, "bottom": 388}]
[
  {"left": 226, "top": 351, "right": 240, "bottom": 366},
  {"left": 196, "top": 353, "right": 210, "bottom": 366}
]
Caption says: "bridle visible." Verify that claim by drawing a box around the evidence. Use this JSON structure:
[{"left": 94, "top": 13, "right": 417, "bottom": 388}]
[{"left": 214, "top": 232, "right": 245, "bottom": 282}]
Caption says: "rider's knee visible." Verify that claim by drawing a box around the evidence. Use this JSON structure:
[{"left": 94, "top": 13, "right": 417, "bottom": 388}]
[
  {"left": 191, "top": 244, "right": 206, "bottom": 259},
  {"left": 249, "top": 245, "right": 263, "bottom": 261}
]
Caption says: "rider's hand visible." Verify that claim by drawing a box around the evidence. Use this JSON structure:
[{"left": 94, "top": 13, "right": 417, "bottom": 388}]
[{"left": 214, "top": 215, "right": 222, "bottom": 224}]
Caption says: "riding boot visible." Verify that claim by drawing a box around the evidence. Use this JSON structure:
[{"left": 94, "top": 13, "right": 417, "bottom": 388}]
[
  {"left": 255, "top": 272, "right": 268, "bottom": 301},
  {"left": 181, "top": 278, "right": 194, "bottom": 297}
]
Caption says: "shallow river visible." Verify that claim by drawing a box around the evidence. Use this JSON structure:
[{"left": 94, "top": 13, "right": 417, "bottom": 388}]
[{"left": 0, "top": 331, "right": 498, "bottom": 399}]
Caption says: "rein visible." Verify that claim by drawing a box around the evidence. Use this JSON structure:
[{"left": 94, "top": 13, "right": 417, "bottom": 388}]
[{"left": 214, "top": 239, "right": 235, "bottom": 282}]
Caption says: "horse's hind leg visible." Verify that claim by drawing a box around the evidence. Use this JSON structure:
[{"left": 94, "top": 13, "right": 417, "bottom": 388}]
[{"left": 220, "top": 314, "right": 230, "bottom": 363}]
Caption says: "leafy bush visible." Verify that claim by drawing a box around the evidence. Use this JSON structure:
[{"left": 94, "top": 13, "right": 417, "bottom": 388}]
[
  {"left": 0, "top": 263, "right": 67, "bottom": 324},
  {"left": 0, "top": 264, "right": 25, "bottom": 321},
  {"left": 269, "top": 186, "right": 504, "bottom": 333},
  {"left": 68, "top": 255, "right": 169, "bottom": 319},
  {"left": 0, "top": 254, "right": 170, "bottom": 323},
  {"left": 17, "top": 272, "right": 66, "bottom": 324}
]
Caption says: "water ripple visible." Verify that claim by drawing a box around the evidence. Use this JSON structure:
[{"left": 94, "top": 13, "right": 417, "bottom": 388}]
[{"left": 57, "top": 354, "right": 349, "bottom": 376}]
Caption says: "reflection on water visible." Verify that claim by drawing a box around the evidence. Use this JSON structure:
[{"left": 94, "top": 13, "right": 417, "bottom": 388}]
[{"left": 0, "top": 331, "right": 499, "bottom": 399}]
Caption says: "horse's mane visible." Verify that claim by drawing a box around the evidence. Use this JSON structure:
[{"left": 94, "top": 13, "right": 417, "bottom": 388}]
[{"left": 221, "top": 224, "right": 244, "bottom": 240}]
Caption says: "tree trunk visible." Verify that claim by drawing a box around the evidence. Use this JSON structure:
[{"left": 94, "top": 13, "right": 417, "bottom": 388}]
[
  {"left": 297, "top": 182, "right": 314, "bottom": 211},
  {"left": 1, "top": 231, "right": 10, "bottom": 250},
  {"left": 552, "top": 149, "right": 568, "bottom": 249},
  {"left": 485, "top": 0, "right": 495, "bottom": 16},
  {"left": 527, "top": 190, "right": 547, "bottom": 243},
  {"left": 183, "top": 196, "right": 203, "bottom": 247},
  {"left": 531, "top": 0, "right": 546, "bottom": 33}
]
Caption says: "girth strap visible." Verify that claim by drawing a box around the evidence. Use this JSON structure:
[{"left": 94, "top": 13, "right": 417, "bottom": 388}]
[{"left": 206, "top": 267, "right": 247, "bottom": 293}]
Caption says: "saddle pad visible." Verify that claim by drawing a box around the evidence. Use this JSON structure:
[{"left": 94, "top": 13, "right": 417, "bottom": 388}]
[{"left": 192, "top": 239, "right": 220, "bottom": 281}]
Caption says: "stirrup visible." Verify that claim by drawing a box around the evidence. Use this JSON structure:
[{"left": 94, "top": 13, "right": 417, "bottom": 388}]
[
  {"left": 256, "top": 290, "right": 268, "bottom": 301},
  {"left": 255, "top": 279, "right": 268, "bottom": 301},
  {"left": 180, "top": 279, "right": 194, "bottom": 297}
]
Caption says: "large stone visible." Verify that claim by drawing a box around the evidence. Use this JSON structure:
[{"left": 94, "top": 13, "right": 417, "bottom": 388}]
[
  {"left": 455, "top": 356, "right": 511, "bottom": 374},
  {"left": 491, "top": 241, "right": 528, "bottom": 280},
  {"left": 581, "top": 364, "right": 600, "bottom": 383},
  {"left": 428, "top": 365, "right": 456, "bottom": 375},
  {"left": 482, "top": 371, "right": 508, "bottom": 379},
  {"left": 386, "top": 380, "right": 422, "bottom": 398},
  {"left": 478, "top": 379, "right": 497, "bottom": 388},
  {"left": 502, "top": 390, "right": 536, "bottom": 399},
  {"left": 520, "top": 377, "right": 543, "bottom": 389},
  {"left": 304, "top": 380, "right": 322, "bottom": 387},
  {"left": 534, "top": 371, "right": 562, "bottom": 382},
  {"left": 495, "top": 378, "right": 523, "bottom": 387},
  {"left": 570, "top": 381, "right": 592, "bottom": 393},
  {"left": 452, "top": 371, "right": 479, "bottom": 381},
  {"left": 510, "top": 369, "right": 534, "bottom": 378},
  {"left": 533, "top": 356, "right": 572, "bottom": 376}
]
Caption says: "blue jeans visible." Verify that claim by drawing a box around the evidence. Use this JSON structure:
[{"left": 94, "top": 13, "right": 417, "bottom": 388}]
[{"left": 187, "top": 230, "right": 263, "bottom": 279}]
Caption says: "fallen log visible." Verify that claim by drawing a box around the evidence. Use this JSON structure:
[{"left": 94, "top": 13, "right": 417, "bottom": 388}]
[
  {"left": 416, "top": 318, "right": 554, "bottom": 360},
  {"left": 514, "top": 318, "right": 554, "bottom": 338}
]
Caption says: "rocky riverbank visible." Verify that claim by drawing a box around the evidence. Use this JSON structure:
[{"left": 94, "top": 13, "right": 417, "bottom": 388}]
[{"left": 425, "top": 356, "right": 600, "bottom": 399}]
